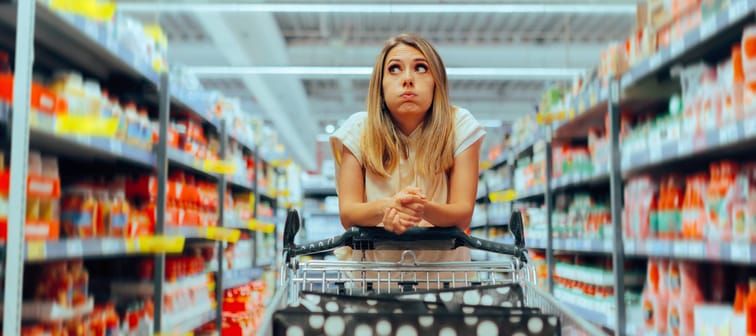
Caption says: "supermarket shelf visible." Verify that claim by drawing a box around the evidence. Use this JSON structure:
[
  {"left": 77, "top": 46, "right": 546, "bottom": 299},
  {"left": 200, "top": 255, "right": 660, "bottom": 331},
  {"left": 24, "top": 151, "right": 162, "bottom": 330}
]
[
  {"left": 475, "top": 188, "right": 488, "bottom": 202},
  {"left": 483, "top": 150, "right": 511, "bottom": 172},
  {"left": 165, "top": 226, "right": 241, "bottom": 243},
  {"left": 560, "top": 299, "right": 615, "bottom": 331},
  {"left": 469, "top": 223, "right": 488, "bottom": 230},
  {"left": 22, "top": 237, "right": 186, "bottom": 262},
  {"left": 624, "top": 239, "right": 756, "bottom": 265},
  {"left": 258, "top": 189, "right": 277, "bottom": 200},
  {"left": 0, "top": 3, "right": 159, "bottom": 85},
  {"left": 256, "top": 257, "right": 275, "bottom": 268},
  {"left": 227, "top": 174, "right": 254, "bottom": 191},
  {"left": 33, "top": 118, "right": 155, "bottom": 168},
  {"left": 550, "top": 171, "right": 610, "bottom": 192},
  {"left": 513, "top": 185, "right": 546, "bottom": 201},
  {"left": 487, "top": 219, "right": 509, "bottom": 227},
  {"left": 0, "top": 105, "right": 156, "bottom": 168},
  {"left": 223, "top": 267, "right": 264, "bottom": 290},
  {"left": 162, "top": 305, "right": 216, "bottom": 334},
  {"left": 552, "top": 86, "right": 609, "bottom": 140},
  {"left": 526, "top": 238, "right": 613, "bottom": 254},
  {"left": 169, "top": 87, "right": 220, "bottom": 129},
  {"left": 510, "top": 127, "right": 547, "bottom": 159},
  {"left": 303, "top": 186, "right": 337, "bottom": 198},
  {"left": 620, "top": 0, "right": 756, "bottom": 92},
  {"left": 622, "top": 118, "right": 756, "bottom": 175},
  {"left": 305, "top": 212, "right": 340, "bottom": 218},
  {"left": 228, "top": 133, "right": 256, "bottom": 153},
  {"left": 167, "top": 148, "right": 217, "bottom": 179}
]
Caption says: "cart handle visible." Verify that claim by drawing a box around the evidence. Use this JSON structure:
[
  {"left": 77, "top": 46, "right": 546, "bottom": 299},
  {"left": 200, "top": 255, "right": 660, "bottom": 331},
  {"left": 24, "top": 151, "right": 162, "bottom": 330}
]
[{"left": 283, "top": 209, "right": 527, "bottom": 263}]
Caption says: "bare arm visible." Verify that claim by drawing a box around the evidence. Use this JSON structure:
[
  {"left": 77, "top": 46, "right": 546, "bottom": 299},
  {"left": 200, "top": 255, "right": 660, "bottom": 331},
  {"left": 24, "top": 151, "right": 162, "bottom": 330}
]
[{"left": 421, "top": 138, "right": 483, "bottom": 230}]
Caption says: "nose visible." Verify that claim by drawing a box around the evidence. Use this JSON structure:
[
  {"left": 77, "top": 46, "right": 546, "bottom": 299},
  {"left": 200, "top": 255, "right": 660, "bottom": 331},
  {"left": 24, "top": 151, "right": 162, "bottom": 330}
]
[{"left": 401, "top": 69, "right": 414, "bottom": 87}]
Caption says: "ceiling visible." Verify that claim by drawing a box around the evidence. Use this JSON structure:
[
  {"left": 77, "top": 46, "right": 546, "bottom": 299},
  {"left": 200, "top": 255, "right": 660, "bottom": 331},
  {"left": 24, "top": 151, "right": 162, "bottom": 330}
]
[{"left": 122, "top": 1, "right": 637, "bottom": 170}]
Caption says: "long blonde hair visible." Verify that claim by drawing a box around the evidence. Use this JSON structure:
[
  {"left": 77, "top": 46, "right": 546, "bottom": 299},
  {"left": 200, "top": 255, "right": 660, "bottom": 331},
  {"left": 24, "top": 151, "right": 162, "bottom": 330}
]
[{"left": 361, "top": 33, "right": 456, "bottom": 178}]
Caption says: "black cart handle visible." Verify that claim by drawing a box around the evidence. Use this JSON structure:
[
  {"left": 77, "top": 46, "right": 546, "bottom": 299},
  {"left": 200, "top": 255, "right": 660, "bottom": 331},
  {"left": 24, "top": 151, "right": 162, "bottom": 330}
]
[{"left": 283, "top": 209, "right": 527, "bottom": 263}]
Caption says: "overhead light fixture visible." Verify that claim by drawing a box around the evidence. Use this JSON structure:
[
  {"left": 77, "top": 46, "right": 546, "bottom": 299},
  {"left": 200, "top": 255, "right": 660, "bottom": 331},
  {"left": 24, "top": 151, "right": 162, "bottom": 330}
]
[
  {"left": 118, "top": 2, "right": 636, "bottom": 14},
  {"left": 184, "top": 66, "right": 585, "bottom": 79}
]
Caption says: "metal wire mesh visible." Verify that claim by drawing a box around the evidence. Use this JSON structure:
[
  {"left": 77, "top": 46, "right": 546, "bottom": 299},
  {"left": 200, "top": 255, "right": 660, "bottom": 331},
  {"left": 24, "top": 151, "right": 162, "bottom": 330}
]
[
  {"left": 522, "top": 282, "right": 608, "bottom": 336},
  {"left": 290, "top": 251, "right": 522, "bottom": 297}
]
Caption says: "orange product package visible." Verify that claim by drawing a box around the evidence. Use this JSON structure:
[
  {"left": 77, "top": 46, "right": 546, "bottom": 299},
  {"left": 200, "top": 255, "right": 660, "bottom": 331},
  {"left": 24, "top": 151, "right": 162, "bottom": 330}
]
[{"left": 61, "top": 187, "right": 98, "bottom": 238}]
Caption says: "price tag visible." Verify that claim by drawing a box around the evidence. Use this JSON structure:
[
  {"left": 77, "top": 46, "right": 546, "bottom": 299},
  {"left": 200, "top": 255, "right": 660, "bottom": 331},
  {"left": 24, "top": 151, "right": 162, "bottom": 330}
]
[
  {"left": 649, "top": 144, "right": 662, "bottom": 162},
  {"left": 731, "top": 243, "right": 751, "bottom": 262},
  {"left": 693, "top": 135, "right": 707, "bottom": 152},
  {"left": 746, "top": 117, "right": 756, "bottom": 137},
  {"left": 625, "top": 240, "right": 636, "bottom": 254},
  {"left": 57, "top": 115, "right": 119, "bottom": 137},
  {"left": 649, "top": 53, "right": 663, "bottom": 69},
  {"left": 109, "top": 140, "right": 123, "bottom": 155},
  {"left": 678, "top": 138, "right": 693, "bottom": 155},
  {"left": 720, "top": 123, "right": 739, "bottom": 144},
  {"left": 73, "top": 135, "right": 92, "bottom": 146},
  {"left": 603, "top": 240, "right": 612, "bottom": 252},
  {"left": 700, "top": 17, "right": 718, "bottom": 39},
  {"left": 670, "top": 40, "right": 686, "bottom": 57},
  {"left": 26, "top": 241, "right": 46, "bottom": 260},
  {"left": 688, "top": 241, "right": 705, "bottom": 258},
  {"left": 101, "top": 240, "right": 120, "bottom": 255},
  {"left": 730, "top": 0, "right": 749, "bottom": 20},
  {"left": 580, "top": 240, "right": 591, "bottom": 251},
  {"left": 620, "top": 73, "right": 633, "bottom": 88},
  {"left": 84, "top": 20, "right": 98, "bottom": 38},
  {"left": 67, "top": 241, "right": 84, "bottom": 256},
  {"left": 673, "top": 242, "right": 688, "bottom": 257},
  {"left": 565, "top": 239, "right": 576, "bottom": 251}
]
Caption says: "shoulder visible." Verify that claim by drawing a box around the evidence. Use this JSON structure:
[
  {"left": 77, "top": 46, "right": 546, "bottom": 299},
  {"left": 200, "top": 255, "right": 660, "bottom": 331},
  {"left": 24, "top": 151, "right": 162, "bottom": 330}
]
[
  {"left": 329, "top": 112, "right": 368, "bottom": 163},
  {"left": 452, "top": 107, "right": 486, "bottom": 157},
  {"left": 344, "top": 111, "right": 368, "bottom": 125}
]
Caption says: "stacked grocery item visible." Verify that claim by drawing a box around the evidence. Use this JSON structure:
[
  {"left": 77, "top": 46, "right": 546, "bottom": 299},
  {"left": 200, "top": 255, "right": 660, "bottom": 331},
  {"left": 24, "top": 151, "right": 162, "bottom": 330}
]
[
  {"left": 552, "top": 193, "right": 612, "bottom": 240},
  {"left": 226, "top": 238, "right": 254, "bottom": 271},
  {"left": 639, "top": 259, "right": 756, "bottom": 335},
  {"left": 198, "top": 281, "right": 268, "bottom": 336},
  {"left": 553, "top": 258, "right": 644, "bottom": 329},
  {"left": 620, "top": 27, "right": 756, "bottom": 164},
  {"left": 127, "top": 172, "right": 220, "bottom": 230},
  {"left": 624, "top": 161, "right": 755, "bottom": 242},
  {"left": 512, "top": 140, "right": 547, "bottom": 194},
  {"left": 518, "top": 203, "right": 548, "bottom": 241},
  {"left": 19, "top": 260, "right": 156, "bottom": 335}
]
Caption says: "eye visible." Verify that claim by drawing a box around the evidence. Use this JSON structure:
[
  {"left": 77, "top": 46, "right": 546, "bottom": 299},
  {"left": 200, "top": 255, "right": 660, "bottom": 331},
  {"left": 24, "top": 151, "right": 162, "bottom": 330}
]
[
  {"left": 388, "top": 64, "right": 401, "bottom": 73},
  {"left": 415, "top": 64, "right": 428, "bottom": 73}
]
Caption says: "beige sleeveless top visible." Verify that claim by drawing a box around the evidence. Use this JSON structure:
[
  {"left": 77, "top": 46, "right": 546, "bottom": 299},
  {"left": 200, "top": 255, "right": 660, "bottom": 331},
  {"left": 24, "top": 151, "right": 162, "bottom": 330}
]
[{"left": 329, "top": 108, "right": 486, "bottom": 263}]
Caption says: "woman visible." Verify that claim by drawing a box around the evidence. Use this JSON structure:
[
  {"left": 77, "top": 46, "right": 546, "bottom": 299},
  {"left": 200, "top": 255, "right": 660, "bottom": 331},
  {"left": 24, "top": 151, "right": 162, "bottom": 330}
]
[{"left": 330, "top": 33, "right": 486, "bottom": 264}]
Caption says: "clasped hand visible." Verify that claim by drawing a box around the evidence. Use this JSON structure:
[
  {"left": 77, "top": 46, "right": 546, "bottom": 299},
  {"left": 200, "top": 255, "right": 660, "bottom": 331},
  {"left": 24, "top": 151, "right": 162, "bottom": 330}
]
[{"left": 382, "top": 186, "right": 426, "bottom": 234}]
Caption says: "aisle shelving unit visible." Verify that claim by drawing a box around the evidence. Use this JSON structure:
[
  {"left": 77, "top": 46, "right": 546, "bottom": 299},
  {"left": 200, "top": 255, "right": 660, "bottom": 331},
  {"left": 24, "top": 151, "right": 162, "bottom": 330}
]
[
  {"left": 475, "top": 2, "right": 756, "bottom": 334},
  {"left": 0, "top": 3, "right": 275, "bottom": 334}
]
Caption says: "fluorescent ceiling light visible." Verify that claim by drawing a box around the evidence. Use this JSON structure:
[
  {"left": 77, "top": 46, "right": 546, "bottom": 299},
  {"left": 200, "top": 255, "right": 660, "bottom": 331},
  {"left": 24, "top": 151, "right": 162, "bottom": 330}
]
[
  {"left": 118, "top": 2, "right": 636, "bottom": 14},
  {"left": 185, "top": 66, "right": 585, "bottom": 79}
]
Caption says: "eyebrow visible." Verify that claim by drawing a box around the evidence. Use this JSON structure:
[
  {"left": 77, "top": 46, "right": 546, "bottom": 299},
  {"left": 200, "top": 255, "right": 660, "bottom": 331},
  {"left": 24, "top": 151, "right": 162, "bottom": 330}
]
[{"left": 387, "top": 57, "right": 428, "bottom": 63}]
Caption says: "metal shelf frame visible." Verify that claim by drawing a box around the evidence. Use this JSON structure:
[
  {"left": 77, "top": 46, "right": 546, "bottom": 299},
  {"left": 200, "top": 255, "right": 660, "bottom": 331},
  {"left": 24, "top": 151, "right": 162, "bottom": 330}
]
[{"left": 0, "top": 3, "right": 268, "bottom": 334}]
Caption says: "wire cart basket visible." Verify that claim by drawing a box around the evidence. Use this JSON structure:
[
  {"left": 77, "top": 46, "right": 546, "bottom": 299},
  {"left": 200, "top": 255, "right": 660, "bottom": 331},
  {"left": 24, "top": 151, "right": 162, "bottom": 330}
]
[{"left": 259, "top": 210, "right": 607, "bottom": 336}]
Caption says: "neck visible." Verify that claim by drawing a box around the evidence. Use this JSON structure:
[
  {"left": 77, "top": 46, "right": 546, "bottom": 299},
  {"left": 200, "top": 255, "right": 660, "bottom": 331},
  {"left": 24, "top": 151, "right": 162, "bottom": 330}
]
[{"left": 396, "top": 117, "right": 423, "bottom": 136}]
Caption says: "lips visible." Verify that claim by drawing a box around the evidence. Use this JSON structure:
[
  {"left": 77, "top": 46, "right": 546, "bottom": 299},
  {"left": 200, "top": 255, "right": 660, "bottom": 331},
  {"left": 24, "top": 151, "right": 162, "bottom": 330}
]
[{"left": 400, "top": 92, "right": 417, "bottom": 99}]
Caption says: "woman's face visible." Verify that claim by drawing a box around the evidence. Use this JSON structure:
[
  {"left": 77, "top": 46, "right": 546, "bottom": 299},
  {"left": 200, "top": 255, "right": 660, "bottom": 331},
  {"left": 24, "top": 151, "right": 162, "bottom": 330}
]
[{"left": 382, "top": 43, "right": 435, "bottom": 134}]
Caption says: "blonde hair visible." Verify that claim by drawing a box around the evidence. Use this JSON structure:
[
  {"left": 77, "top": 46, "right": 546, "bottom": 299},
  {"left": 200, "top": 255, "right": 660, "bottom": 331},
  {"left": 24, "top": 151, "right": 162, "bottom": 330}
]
[{"left": 361, "top": 33, "right": 456, "bottom": 178}]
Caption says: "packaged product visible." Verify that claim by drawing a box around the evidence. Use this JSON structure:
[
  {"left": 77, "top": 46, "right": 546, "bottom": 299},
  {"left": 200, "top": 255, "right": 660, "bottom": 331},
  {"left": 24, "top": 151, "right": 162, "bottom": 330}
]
[{"left": 61, "top": 186, "right": 98, "bottom": 238}]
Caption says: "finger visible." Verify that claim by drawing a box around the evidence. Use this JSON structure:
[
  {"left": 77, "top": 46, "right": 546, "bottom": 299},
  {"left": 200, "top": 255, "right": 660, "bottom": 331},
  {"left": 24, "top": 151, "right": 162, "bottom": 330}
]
[
  {"left": 398, "top": 194, "right": 424, "bottom": 205},
  {"left": 382, "top": 208, "right": 396, "bottom": 231}
]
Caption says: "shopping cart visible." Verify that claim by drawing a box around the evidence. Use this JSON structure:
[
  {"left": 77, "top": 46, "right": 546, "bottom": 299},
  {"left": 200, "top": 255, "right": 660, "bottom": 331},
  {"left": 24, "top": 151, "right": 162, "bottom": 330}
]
[{"left": 259, "top": 210, "right": 607, "bottom": 336}]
